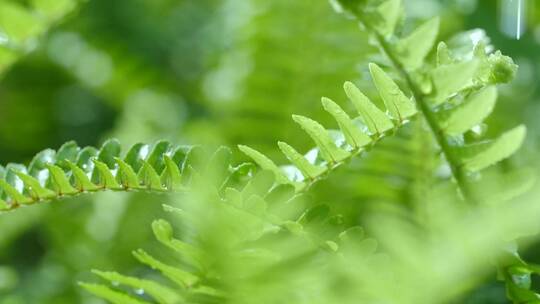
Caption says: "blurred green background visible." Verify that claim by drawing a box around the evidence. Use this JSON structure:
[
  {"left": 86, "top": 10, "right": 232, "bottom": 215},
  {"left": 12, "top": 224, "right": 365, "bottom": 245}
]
[{"left": 0, "top": 0, "right": 539, "bottom": 303}]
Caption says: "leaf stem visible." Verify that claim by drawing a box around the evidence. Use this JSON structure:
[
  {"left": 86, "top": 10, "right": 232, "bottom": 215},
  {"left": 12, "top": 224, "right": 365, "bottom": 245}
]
[{"left": 362, "top": 23, "right": 477, "bottom": 204}]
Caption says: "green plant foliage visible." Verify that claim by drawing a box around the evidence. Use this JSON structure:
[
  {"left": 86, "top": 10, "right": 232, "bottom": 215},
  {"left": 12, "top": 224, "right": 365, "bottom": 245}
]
[
  {"left": 0, "top": 140, "right": 196, "bottom": 210},
  {"left": 0, "top": 0, "right": 537, "bottom": 303}
]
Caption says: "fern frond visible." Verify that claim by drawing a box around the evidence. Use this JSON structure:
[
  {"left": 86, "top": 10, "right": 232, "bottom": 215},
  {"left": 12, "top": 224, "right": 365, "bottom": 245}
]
[
  {"left": 83, "top": 164, "right": 377, "bottom": 303},
  {"left": 0, "top": 140, "right": 200, "bottom": 211},
  {"left": 239, "top": 67, "right": 417, "bottom": 192},
  {"left": 332, "top": 0, "right": 524, "bottom": 204},
  {"left": 331, "top": 1, "right": 529, "bottom": 302}
]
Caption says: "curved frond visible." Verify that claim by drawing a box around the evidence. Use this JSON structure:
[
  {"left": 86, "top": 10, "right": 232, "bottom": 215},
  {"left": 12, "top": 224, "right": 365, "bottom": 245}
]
[{"left": 0, "top": 140, "right": 201, "bottom": 211}]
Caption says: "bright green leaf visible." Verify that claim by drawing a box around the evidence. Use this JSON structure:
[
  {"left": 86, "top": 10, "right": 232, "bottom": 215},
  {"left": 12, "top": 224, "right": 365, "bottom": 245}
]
[
  {"left": 152, "top": 219, "right": 205, "bottom": 270},
  {"left": 46, "top": 164, "right": 78, "bottom": 195},
  {"left": 66, "top": 160, "right": 99, "bottom": 192},
  {"left": 115, "top": 158, "right": 140, "bottom": 189},
  {"left": 160, "top": 156, "right": 183, "bottom": 191},
  {"left": 138, "top": 161, "right": 165, "bottom": 190},
  {"left": 396, "top": 17, "right": 439, "bottom": 70},
  {"left": 321, "top": 97, "right": 372, "bottom": 148},
  {"left": 458, "top": 125, "right": 526, "bottom": 172},
  {"left": 14, "top": 172, "right": 56, "bottom": 200},
  {"left": 91, "top": 270, "right": 183, "bottom": 304},
  {"left": 369, "top": 63, "right": 417, "bottom": 121},
  {"left": 343, "top": 81, "right": 394, "bottom": 135},
  {"left": 373, "top": 0, "right": 403, "bottom": 37},
  {"left": 238, "top": 145, "right": 290, "bottom": 184},
  {"left": 431, "top": 60, "right": 479, "bottom": 105},
  {"left": 291, "top": 115, "right": 350, "bottom": 163},
  {"left": 79, "top": 283, "right": 152, "bottom": 304},
  {"left": 278, "top": 142, "right": 325, "bottom": 180},
  {"left": 439, "top": 86, "right": 497, "bottom": 135},
  {"left": 92, "top": 160, "right": 122, "bottom": 189},
  {"left": 146, "top": 141, "right": 171, "bottom": 174},
  {"left": 133, "top": 249, "right": 199, "bottom": 288}
]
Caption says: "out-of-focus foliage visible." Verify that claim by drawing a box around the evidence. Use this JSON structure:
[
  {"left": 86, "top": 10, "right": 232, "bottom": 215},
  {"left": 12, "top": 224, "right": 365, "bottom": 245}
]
[
  {"left": 0, "top": 0, "right": 539, "bottom": 303},
  {"left": 0, "top": 0, "right": 81, "bottom": 76}
]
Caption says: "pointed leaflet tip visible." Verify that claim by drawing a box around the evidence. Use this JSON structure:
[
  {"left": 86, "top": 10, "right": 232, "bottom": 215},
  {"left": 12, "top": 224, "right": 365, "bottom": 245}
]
[
  {"left": 238, "top": 145, "right": 291, "bottom": 184},
  {"left": 437, "top": 42, "right": 453, "bottom": 66},
  {"left": 459, "top": 125, "right": 527, "bottom": 172},
  {"left": 278, "top": 141, "right": 325, "bottom": 180},
  {"left": 291, "top": 115, "right": 350, "bottom": 163},
  {"left": 321, "top": 97, "right": 371, "bottom": 148},
  {"left": 373, "top": 0, "right": 403, "bottom": 37},
  {"left": 396, "top": 17, "right": 439, "bottom": 70},
  {"left": 369, "top": 63, "right": 417, "bottom": 122},
  {"left": 439, "top": 86, "right": 498, "bottom": 135},
  {"left": 343, "top": 80, "right": 394, "bottom": 135},
  {"left": 431, "top": 60, "right": 480, "bottom": 105}
]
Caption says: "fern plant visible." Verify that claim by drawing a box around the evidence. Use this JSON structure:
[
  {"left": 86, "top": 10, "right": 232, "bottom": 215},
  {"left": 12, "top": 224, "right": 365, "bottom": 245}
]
[{"left": 0, "top": 0, "right": 537, "bottom": 303}]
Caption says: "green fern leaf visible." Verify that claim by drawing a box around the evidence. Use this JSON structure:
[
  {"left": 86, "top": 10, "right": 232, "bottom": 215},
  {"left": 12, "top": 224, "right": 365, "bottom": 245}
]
[
  {"left": 396, "top": 17, "right": 440, "bottom": 70},
  {"left": 96, "top": 139, "right": 122, "bottom": 169},
  {"left": 291, "top": 115, "right": 350, "bottom": 163},
  {"left": 321, "top": 97, "right": 372, "bottom": 149},
  {"left": 439, "top": 86, "right": 497, "bottom": 135},
  {"left": 92, "top": 270, "right": 183, "bottom": 304},
  {"left": 373, "top": 0, "right": 403, "bottom": 37},
  {"left": 436, "top": 42, "right": 454, "bottom": 66},
  {"left": 14, "top": 172, "right": 56, "bottom": 200},
  {"left": 93, "top": 160, "right": 122, "bottom": 190},
  {"left": 28, "top": 149, "right": 55, "bottom": 177},
  {"left": 457, "top": 125, "right": 526, "bottom": 172},
  {"left": 55, "top": 141, "right": 79, "bottom": 169},
  {"left": 138, "top": 161, "right": 165, "bottom": 191},
  {"left": 0, "top": 178, "right": 31, "bottom": 205},
  {"left": 369, "top": 63, "right": 417, "bottom": 122},
  {"left": 123, "top": 143, "right": 147, "bottom": 173},
  {"left": 152, "top": 219, "right": 205, "bottom": 271},
  {"left": 207, "top": 146, "right": 233, "bottom": 188},
  {"left": 115, "top": 158, "right": 141, "bottom": 189},
  {"left": 343, "top": 81, "right": 394, "bottom": 136},
  {"left": 160, "top": 156, "right": 183, "bottom": 191},
  {"left": 76, "top": 146, "right": 98, "bottom": 171},
  {"left": 45, "top": 164, "right": 78, "bottom": 195},
  {"left": 79, "top": 283, "right": 152, "bottom": 304},
  {"left": 66, "top": 160, "right": 100, "bottom": 192},
  {"left": 431, "top": 60, "right": 479, "bottom": 105},
  {"left": 146, "top": 141, "right": 171, "bottom": 174},
  {"left": 238, "top": 145, "right": 290, "bottom": 184},
  {"left": 133, "top": 249, "right": 199, "bottom": 289},
  {"left": 244, "top": 195, "right": 268, "bottom": 217},
  {"left": 278, "top": 142, "right": 325, "bottom": 180}
]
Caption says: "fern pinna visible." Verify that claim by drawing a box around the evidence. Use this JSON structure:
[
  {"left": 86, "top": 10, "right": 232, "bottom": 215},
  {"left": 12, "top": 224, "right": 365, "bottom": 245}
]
[{"left": 0, "top": 0, "right": 536, "bottom": 303}]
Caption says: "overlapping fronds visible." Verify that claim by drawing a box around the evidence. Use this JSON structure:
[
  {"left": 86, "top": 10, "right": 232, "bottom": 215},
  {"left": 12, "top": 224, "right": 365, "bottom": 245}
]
[
  {"left": 238, "top": 65, "right": 418, "bottom": 192},
  {"left": 80, "top": 150, "right": 379, "bottom": 303},
  {"left": 0, "top": 0, "right": 534, "bottom": 303},
  {"left": 0, "top": 0, "right": 81, "bottom": 76},
  {"left": 330, "top": 0, "right": 525, "bottom": 203},
  {"left": 331, "top": 0, "right": 531, "bottom": 301}
]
